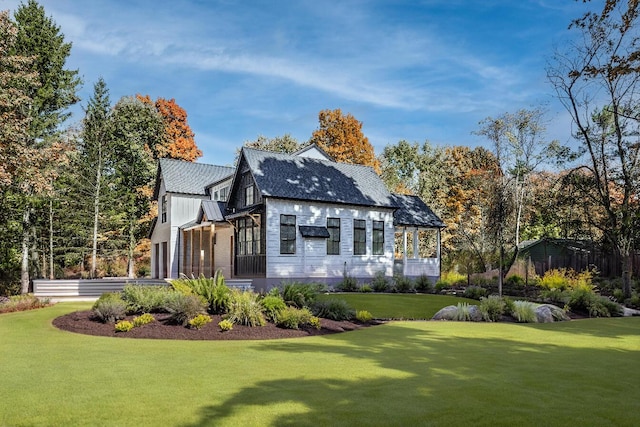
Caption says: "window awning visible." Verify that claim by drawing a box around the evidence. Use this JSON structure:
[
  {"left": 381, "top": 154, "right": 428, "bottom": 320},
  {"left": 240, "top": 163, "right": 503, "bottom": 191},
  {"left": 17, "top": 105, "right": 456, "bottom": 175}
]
[{"left": 299, "top": 225, "right": 330, "bottom": 238}]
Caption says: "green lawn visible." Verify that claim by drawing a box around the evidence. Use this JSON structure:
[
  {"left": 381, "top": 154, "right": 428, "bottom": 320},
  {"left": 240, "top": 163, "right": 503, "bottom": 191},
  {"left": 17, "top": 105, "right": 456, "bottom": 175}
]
[
  {"left": 317, "top": 292, "right": 476, "bottom": 319},
  {"left": 1, "top": 302, "right": 639, "bottom": 426}
]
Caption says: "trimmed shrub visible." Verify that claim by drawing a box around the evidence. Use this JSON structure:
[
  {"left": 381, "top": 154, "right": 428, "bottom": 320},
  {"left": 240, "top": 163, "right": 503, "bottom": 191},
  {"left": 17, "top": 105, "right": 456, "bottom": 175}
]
[
  {"left": 511, "top": 300, "right": 537, "bottom": 323},
  {"left": 337, "top": 276, "right": 358, "bottom": 292},
  {"left": 188, "top": 314, "right": 212, "bottom": 329},
  {"left": 463, "top": 285, "right": 487, "bottom": 300},
  {"left": 114, "top": 320, "right": 133, "bottom": 332},
  {"left": 479, "top": 295, "right": 505, "bottom": 322},
  {"left": 276, "top": 306, "right": 316, "bottom": 330},
  {"left": 260, "top": 295, "right": 286, "bottom": 322},
  {"left": 121, "top": 284, "right": 174, "bottom": 314},
  {"left": 132, "top": 313, "right": 155, "bottom": 327},
  {"left": 393, "top": 275, "right": 414, "bottom": 293},
  {"left": 218, "top": 319, "right": 234, "bottom": 331},
  {"left": 226, "top": 289, "right": 265, "bottom": 327},
  {"left": 414, "top": 275, "right": 433, "bottom": 293},
  {"left": 356, "top": 310, "right": 373, "bottom": 323},
  {"left": 311, "top": 299, "right": 354, "bottom": 321},
  {"left": 165, "top": 293, "right": 207, "bottom": 326},
  {"left": 370, "top": 271, "right": 389, "bottom": 292},
  {"left": 92, "top": 293, "right": 127, "bottom": 323},
  {"left": 281, "top": 282, "right": 318, "bottom": 308}
]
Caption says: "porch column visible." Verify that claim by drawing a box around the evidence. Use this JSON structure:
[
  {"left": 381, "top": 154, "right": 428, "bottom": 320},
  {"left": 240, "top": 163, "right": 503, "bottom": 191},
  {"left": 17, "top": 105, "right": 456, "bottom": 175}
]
[
  {"left": 412, "top": 228, "right": 419, "bottom": 259},
  {"left": 402, "top": 227, "right": 408, "bottom": 264},
  {"left": 437, "top": 228, "right": 441, "bottom": 260}
]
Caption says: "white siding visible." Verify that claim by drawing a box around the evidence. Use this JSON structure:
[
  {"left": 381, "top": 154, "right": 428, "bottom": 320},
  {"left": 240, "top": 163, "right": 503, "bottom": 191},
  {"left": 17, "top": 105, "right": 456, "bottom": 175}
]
[{"left": 265, "top": 198, "right": 395, "bottom": 281}]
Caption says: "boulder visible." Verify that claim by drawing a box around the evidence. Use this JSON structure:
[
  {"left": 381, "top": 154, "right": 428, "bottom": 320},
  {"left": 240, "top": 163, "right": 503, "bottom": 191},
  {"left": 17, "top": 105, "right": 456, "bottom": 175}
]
[
  {"left": 623, "top": 306, "right": 640, "bottom": 317},
  {"left": 536, "top": 304, "right": 570, "bottom": 323},
  {"left": 432, "top": 305, "right": 458, "bottom": 321},
  {"left": 468, "top": 305, "right": 483, "bottom": 322}
]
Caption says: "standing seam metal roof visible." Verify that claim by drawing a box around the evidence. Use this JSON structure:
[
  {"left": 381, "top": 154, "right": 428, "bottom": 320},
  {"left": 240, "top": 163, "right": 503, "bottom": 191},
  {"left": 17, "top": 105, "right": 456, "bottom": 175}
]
[{"left": 157, "top": 158, "right": 234, "bottom": 197}]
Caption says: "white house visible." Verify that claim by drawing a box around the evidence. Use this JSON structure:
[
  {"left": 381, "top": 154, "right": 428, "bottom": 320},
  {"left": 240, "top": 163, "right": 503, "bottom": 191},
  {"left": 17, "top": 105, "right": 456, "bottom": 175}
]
[{"left": 149, "top": 145, "right": 445, "bottom": 291}]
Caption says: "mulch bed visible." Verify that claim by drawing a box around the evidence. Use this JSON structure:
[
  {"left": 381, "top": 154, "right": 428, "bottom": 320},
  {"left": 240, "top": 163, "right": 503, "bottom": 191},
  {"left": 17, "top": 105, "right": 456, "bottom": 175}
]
[{"left": 52, "top": 310, "right": 382, "bottom": 340}]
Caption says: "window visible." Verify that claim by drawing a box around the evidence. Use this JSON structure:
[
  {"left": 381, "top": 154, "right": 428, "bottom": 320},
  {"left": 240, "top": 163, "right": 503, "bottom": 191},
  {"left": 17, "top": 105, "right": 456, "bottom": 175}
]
[
  {"left": 237, "top": 217, "right": 262, "bottom": 255},
  {"left": 373, "top": 221, "right": 384, "bottom": 255},
  {"left": 354, "top": 219, "right": 366, "bottom": 255},
  {"left": 213, "top": 190, "right": 219, "bottom": 201},
  {"left": 327, "top": 218, "right": 340, "bottom": 255},
  {"left": 280, "top": 215, "right": 296, "bottom": 254},
  {"left": 220, "top": 186, "right": 229, "bottom": 201},
  {"left": 161, "top": 195, "right": 167, "bottom": 223},
  {"left": 245, "top": 185, "right": 254, "bottom": 206}
]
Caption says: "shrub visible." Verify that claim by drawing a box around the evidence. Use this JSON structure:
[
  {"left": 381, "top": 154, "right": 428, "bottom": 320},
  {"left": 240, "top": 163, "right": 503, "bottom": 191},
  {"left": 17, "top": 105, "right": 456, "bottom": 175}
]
[
  {"left": 260, "top": 294, "right": 286, "bottom": 322},
  {"left": 625, "top": 293, "right": 640, "bottom": 309},
  {"left": 114, "top": 320, "right": 133, "bottom": 332},
  {"left": 0, "top": 294, "right": 50, "bottom": 314},
  {"left": 308, "top": 316, "right": 321, "bottom": 329},
  {"left": 440, "top": 271, "right": 466, "bottom": 287},
  {"left": 132, "top": 313, "right": 155, "bottom": 327},
  {"left": 371, "top": 271, "right": 389, "bottom": 292},
  {"left": 188, "top": 314, "right": 212, "bottom": 329},
  {"left": 414, "top": 275, "right": 433, "bottom": 293},
  {"left": 356, "top": 310, "right": 373, "bottom": 323},
  {"left": 511, "top": 300, "right": 537, "bottom": 323},
  {"left": 337, "top": 276, "right": 358, "bottom": 292},
  {"left": 276, "top": 306, "right": 316, "bottom": 330},
  {"left": 92, "top": 293, "right": 127, "bottom": 323},
  {"left": 311, "top": 299, "right": 354, "bottom": 321},
  {"left": 171, "top": 270, "right": 231, "bottom": 314},
  {"left": 505, "top": 275, "right": 525, "bottom": 287},
  {"left": 463, "top": 285, "right": 487, "bottom": 300},
  {"left": 479, "top": 295, "right": 505, "bottom": 322},
  {"left": 281, "top": 282, "right": 318, "bottom": 308},
  {"left": 226, "top": 289, "right": 265, "bottom": 327},
  {"left": 540, "top": 288, "right": 570, "bottom": 305},
  {"left": 434, "top": 280, "right": 450, "bottom": 294},
  {"left": 568, "top": 288, "right": 622, "bottom": 317},
  {"left": 359, "top": 284, "right": 373, "bottom": 293},
  {"left": 218, "top": 319, "right": 234, "bottom": 331},
  {"left": 612, "top": 288, "right": 625, "bottom": 303},
  {"left": 455, "top": 302, "right": 472, "bottom": 321},
  {"left": 539, "top": 269, "right": 572, "bottom": 291},
  {"left": 393, "top": 275, "right": 414, "bottom": 293},
  {"left": 121, "top": 284, "right": 174, "bottom": 314},
  {"left": 165, "top": 293, "right": 207, "bottom": 326}
]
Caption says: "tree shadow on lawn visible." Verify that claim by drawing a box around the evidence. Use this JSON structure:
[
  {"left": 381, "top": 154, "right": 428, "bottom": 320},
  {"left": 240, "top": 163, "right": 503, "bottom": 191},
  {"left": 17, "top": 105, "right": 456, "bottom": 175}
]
[
  {"left": 184, "top": 321, "right": 640, "bottom": 427},
  {"left": 526, "top": 316, "right": 640, "bottom": 339}
]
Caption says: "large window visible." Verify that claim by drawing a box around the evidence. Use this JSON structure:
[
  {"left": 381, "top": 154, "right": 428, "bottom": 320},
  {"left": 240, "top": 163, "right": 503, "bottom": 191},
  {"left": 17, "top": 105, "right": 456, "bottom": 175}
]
[
  {"left": 373, "top": 221, "right": 384, "bottom": 255},
  {"left": 327, "top": 218, "right": 340, "bottom": 255},
  {"left": 237, "top": 217, "right": 261, "bottom": 255},
  {"left": 354, "top": 219, "right": 366, "bottom": 255},
  {"left": 161, "top": 195, "right": 167, "bottom": 223},
  {"left": 280, "top": 215, "right": 296, "bottom": 254}
]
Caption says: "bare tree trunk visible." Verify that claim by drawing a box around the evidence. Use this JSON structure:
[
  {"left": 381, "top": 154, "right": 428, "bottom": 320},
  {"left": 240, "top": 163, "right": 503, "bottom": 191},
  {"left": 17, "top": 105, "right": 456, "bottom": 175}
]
[
  {"left": 128, "top": 220, "right": 135, "bottom": 278},
  {"left": 49, "top": 198, "right": 54, "bottom": 279},
  {"left": 91, "top": 146, "right": 102, "bottom": 278},
  {"left": 21, "top": 208, "right": 30, "bottom": 294}
]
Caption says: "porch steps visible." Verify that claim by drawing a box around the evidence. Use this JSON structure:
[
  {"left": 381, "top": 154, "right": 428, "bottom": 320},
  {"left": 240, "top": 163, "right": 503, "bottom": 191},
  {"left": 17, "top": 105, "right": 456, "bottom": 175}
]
[
  {"left": 225, "top": 279, "right": 254, "bottom": 292},
  {"left": 33, "top": 278, "right": 169, "bottom": 302}
]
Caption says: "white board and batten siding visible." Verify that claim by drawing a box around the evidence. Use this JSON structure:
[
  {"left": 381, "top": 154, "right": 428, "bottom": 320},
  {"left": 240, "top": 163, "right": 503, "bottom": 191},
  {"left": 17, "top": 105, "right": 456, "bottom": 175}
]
[{"left": 265, "top": 198, "right": 395, "bottom": 282}]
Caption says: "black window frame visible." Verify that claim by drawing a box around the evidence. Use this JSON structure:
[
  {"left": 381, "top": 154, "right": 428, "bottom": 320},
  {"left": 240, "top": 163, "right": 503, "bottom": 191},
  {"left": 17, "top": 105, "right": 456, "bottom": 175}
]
[
  {"left": 280, "top": 214, "right": 296, "bottom": 254},
  {"left": 245, "top": 185, "right": 254, "bottom": 206},
  {"left": 161, "top": 195, "right": 167, "bottom": 223},
  {"left": 372, "top": 220, "right": 384, "bottom": 255},
  {"left": 327, "top": 218, "right": 340, "bottom": 255},
  {"left": 354, "top": 219, "right": 366, "bottom": 255}
]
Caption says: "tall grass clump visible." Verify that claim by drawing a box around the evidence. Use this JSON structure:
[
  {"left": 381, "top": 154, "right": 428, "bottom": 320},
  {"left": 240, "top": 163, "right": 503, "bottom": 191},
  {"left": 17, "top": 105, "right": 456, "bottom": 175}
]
[
  {"left": 171, "top": 270, "right": 231, "bottom": 314},
  {"left": 281, "top": 281, "right": 319, "bottom": 308},
  {"left": 414, "top": 275, "right": 433, "bottom": 293},
  {"left": 311, "top": 298, "right": 354, "bottom": 321},
  {"left": 165, "top": 293, "right": 207, "bottom": 326},
  {"left": 511, "top": 300, "right": 537, "bottom": 323},
  {"left": 0, "top": 294, "right": 50, "bottom": 314},
  {"left": 370, "top": 271, "right": 390, "bottom": 292},
  {"left": 226, "top": 289, "right": 265, "bottom": 327},
  {"left": 393, "top": 275, "right": 415, "bottom": 293},
  {"left": 455, "top": 302, "right": 472, "bottom": 321}
]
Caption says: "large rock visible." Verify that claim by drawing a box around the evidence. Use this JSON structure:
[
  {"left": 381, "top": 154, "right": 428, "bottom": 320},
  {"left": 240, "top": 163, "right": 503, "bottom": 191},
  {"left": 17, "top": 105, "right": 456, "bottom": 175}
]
[
  {"left": 432, "top": 305, "right": 458, "bottom": 320},
  {"left": 536, "top": 304, "right": 570, "bottom": 323},
  {"left": 623, "top": 306, "right": 640, "bottom": 317},
  {"left": 468, "top": 305, "right": 483, "bottom": 322}
]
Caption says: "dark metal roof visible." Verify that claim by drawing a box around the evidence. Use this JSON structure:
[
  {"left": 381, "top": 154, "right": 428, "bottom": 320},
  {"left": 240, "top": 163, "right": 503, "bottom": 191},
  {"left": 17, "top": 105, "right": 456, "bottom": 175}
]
[
  {"left": 299, "top": 225, "right": 330, "bottom": 238},
  {"left": 199, "top": 201, "right": 226, "bottom": 222},
  {"left": 391, "top": 194, "right": 445, "bottom": 228},
  {"left": 242, "top": 147, "right": 396, "bottom": 208},
  {"left": 154, "top": 158, "right": 234, "bottom": 199}
]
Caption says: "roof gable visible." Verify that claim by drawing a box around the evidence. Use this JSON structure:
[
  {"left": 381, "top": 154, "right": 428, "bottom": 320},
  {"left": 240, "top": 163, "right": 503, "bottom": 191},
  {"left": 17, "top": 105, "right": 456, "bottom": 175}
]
[
  {"left": 240, "top": 147, "right": 395, "bottom": 208},
  {"left": 392, "top": 194, "right": 445, "bottom": 228},
  {"left": 154, "top": 158, "right": 234, "bottom": 199}
]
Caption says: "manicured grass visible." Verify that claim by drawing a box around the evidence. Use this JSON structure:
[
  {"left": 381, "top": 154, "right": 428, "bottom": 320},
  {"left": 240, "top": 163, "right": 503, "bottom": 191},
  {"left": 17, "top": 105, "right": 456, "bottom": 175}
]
[
  {"left": 317, "top": 292, "right": 476, "bottom": 319},
  {"left": 1, "top": 302, "right": 639, "bottom": 426}
]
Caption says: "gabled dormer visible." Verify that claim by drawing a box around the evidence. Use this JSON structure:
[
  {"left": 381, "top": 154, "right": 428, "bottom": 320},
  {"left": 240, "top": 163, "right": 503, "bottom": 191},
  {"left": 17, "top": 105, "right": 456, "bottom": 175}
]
[{"left": 226, "top": 150, "right": 263, "bottom": 214}]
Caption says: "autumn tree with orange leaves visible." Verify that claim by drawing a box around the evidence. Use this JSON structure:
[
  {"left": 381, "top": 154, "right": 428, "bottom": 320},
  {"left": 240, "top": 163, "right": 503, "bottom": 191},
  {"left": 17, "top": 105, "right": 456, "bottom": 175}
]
[
  {"left": 310, "top": 108, "right": 381, "bottom": 173},
  {"left": 137, "top": 95, "right": 202, "bottom": 162}
]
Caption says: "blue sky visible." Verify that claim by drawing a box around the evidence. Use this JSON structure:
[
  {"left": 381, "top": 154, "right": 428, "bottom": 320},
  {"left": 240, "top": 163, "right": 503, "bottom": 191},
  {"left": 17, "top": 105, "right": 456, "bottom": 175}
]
[{"left": 2, "top": 0, "right": 603, "bottom": 166}]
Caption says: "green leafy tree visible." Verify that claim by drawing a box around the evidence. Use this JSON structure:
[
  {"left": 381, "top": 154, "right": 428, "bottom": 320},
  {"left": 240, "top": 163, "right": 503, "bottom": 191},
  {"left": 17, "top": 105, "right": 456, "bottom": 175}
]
[
  {"left": 548, "top": 0, "right": 640, "bottom": 297},
  {"left": 110, "top": 96, "right": 164, "bottom": 278},
  {"left": 244, "top": 134, "right": 302, "bottom": 154}
]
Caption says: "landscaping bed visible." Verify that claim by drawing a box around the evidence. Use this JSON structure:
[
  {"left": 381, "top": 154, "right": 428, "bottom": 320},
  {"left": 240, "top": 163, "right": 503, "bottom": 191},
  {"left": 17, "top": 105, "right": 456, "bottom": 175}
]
[{"left": 53, "top": 309, "right": 378, "bottom": 340}]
